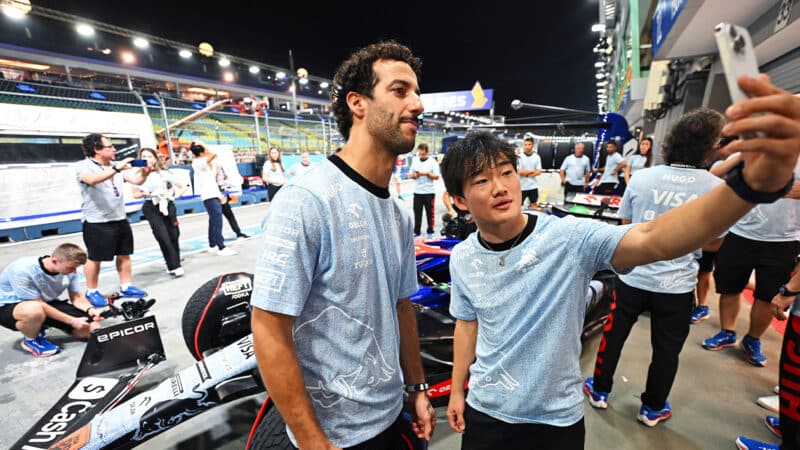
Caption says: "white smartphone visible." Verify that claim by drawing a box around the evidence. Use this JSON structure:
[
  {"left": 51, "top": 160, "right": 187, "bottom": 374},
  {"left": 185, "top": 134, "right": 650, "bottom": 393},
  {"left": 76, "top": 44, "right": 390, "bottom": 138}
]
[{"left": 714, "top": 22, "right": 760, "bottom": 105}]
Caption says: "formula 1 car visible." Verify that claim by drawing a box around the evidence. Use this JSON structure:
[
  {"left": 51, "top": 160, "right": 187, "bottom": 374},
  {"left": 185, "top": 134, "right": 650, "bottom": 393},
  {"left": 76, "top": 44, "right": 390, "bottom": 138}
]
[{"left": 18, "top": 231, "right": 616, "bottom": 449}]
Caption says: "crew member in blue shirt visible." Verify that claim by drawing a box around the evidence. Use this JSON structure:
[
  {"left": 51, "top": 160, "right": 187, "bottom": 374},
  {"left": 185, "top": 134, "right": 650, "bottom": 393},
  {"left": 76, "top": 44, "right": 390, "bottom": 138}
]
[{"left": 0, "top": 243, "right": 103, "bottom": 357}]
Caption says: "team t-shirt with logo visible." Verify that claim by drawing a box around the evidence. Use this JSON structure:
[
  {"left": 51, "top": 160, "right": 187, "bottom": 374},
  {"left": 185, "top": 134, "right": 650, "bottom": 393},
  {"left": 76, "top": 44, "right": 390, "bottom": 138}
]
[
  {"left": 617, "top": 165, "right": 723, "bottom": 293},
  {"left": 449, "top": 214, "right": 631, "bottom": 426},
  {"left": 75, "top": 158, "right": 126, "bottom": 222},
  {"left": 599, "top": 153, "right": 624, "bottom": 184},
  {"left": 0, "top": 256, "right": 80, "bottom": 305},
  {"left": 250, "top": 155, "right": 418, "bottom": 448},
  {"left": 560, "top": 155, "right": 591, "bottom": 186},
  {"left": 409, "top": 157, "right": 440, "bottom": 194},
  {"left": 518, "top": 152, "right": 542, "bottom": 191},
  {"left": 730, "top": 159, "right": 800, "bottom": 242}
]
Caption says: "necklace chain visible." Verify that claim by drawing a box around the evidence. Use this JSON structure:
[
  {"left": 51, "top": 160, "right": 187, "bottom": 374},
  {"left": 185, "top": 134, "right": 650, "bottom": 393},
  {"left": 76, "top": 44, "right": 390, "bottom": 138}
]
[
  {"left": 478, "top": 227, "right": 525, "bottom": 267},
  {"left": 669, "top": 163, "right": 696, "bottom": 169}
]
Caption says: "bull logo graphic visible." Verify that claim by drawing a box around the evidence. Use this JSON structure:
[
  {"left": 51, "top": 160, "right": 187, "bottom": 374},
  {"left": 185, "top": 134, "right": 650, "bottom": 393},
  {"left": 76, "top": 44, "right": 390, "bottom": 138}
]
[
  {"left": 346, "top": 203, "right": 363, "bottom": 218},
  {"left": 297, "top": 307, "right": 396, "bottom": 409},
  {"left": 474, "top": 334, "right": 520, "bottom": 392}
]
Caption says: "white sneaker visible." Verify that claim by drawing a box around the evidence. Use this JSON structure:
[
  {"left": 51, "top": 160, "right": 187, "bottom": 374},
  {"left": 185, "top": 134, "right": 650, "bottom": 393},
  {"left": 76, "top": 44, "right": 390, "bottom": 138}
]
[
  {"left": 207, "top": 246, "right": 217, "bottom": 254},
  {"left": 217, "top": 247, "right": 238, "bottom": 256},
  {"left": 169, "top": 267, "right": 185, "bottom": 277},
  {"left": 757, "top": 394, "right": 779, "bottom": 413}
]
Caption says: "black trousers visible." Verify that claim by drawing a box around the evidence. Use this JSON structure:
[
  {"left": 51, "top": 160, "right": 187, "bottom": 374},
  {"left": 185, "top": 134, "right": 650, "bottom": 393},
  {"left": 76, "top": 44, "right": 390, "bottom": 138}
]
[
  {"left": 141, "top": 201, "right": 181, "bottom": 270},
  {"left": 413, "top": 193, "right": 436, "bottom": 235},
  {"left": 780, "top": 313, "right": 800, "bottom": 450},
  {"left": 522, "top": 188, "right": 539, "bottom": 206},
  {"left": 221, "top": 196, "right": 242, "bottom": 235},
  {"left": 461, "top": 404, "right": 584, "bottom": 450},
  {"left": 592, "top": 280, "right": 693, "bottom": 410}
]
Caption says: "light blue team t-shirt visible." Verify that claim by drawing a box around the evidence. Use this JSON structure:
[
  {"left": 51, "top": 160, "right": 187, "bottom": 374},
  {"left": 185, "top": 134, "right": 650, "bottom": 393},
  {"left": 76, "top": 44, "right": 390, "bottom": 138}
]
[
  {"left": 518, "top": 152, "right": 542, "bottom": 191},
  {"left": 599, "top": 152, "right": 624, "bottom": 184},
  {"left": 560, "top": 154, "right": 591, "bottom": 186},
  {"left": 617, "top": 165, "right": 724, "bottom": 293},
  {"left": 409, "top": 157, "right": 440, "bottom": 194},
  {"left": 0, "top": 256, "right": 81, "bottom": 306},
  {"left": 626, "top": 154, "right": 649, "bottom": 178},
  {"left": 287, "top": 162, "right": 314, "bottom": 179},
  {"left": 75, "top": 158, "right": 126, "bottom": 222},
  {"left": 730, "top": 160, "right": 800, "bottom": 242},
  {"left": 250, "top": 156, "right": 418, "bottom": 448},
  {"left": 449, "top": 214, "right": 631, "bottom": 426}
]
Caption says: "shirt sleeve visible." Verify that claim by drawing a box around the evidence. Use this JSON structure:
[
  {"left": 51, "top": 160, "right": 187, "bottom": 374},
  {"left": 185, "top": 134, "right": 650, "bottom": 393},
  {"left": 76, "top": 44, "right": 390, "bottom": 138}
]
[
  {"left": 68, "top": 274, "right": 81, "bottom": 296},
  {"left": 584, "top": 157, "right": 591, "bottom": 173},
  {"left": 534, "top": 155, "right": 542, "bottom": 170},
  {"left": 568, "top": 217, "right": 634, "bottom": 274},
  {"left": 431, "top": 161, "right": 441, "bottom": 176},
  {"left": 398, "top": 216, "right": 419, "bottom": 300},
  {"left": 250, "top": 185, "right": 322, "bottom": 316},
  {"left": 448, "top": 245, "right": 477, "bottom": 321},
  {"left": 560, "top": 156, "right": 569, "bottom": 170}
]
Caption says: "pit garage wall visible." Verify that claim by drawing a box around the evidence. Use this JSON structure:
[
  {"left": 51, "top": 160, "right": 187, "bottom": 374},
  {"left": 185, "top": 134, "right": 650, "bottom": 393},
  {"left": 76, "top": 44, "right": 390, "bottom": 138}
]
[{"left": 625, "top": 0, "right": 800, "bottom": 166}]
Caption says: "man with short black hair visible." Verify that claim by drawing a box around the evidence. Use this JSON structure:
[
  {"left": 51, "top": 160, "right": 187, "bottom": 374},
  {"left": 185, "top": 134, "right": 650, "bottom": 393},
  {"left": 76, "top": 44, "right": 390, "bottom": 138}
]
[
  {"left": 440, "top": 74, "right": 799, "bottom": 448},
  {"left": 594, "top": 141, "right": 626, "bottom": 195},
  {"left": 408, "top": 142, "right": 440, "bottom": 237},
  {"left": 518, "top": 137, "right": 543, "bottom": 208},
  {"left": 0, "top": 243, "right": 103, "bottom": 357},
  {"left": 76, "top": 133, "right": 150, "bottom": 307}
]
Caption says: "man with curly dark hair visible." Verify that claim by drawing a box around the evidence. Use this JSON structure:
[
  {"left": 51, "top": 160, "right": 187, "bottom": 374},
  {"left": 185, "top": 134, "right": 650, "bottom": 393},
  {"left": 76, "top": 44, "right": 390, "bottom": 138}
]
[
  {"left": 251, "top": 41, "right": 434, "bottom": 449},
  {"left": 585, "top": 107, "right": 727, "bottom": 427}
]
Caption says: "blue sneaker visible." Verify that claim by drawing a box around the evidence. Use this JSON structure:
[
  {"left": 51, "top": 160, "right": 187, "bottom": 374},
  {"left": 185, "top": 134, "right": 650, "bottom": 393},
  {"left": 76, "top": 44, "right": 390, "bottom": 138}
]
[
  {"left": 735, "top": 436, "right": 778, "bottom": 450},
  {"left": 21, "top": 332, "right": 61, "bottom": 357},
  {"left": 690, "top": 305, "right": 710, "bottom": 324},
  {"left": 637, "top": 402, "right": 671, "bottom": 427},
  {"left": 583, "top": 377, "right": 609, "bottom": 409},
  {"left": 85, "top": 290, "right": 108, "bottom": 307},
  {"left": 702, "top": 330, "right": 737, "bottom": 351},
  {"left": 765, "top": 415, "right": 781, "bottom": 438},
  {"left": 741, "top": 335, "right": 767, "bottom": 367},
  {"left": 120, "top": 285, "right": 147, "bottom": 298}
]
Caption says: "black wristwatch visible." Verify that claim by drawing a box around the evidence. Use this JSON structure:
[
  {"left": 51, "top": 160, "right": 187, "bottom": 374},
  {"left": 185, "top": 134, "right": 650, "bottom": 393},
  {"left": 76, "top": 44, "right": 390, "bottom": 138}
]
[
  {"left": 404, "top": 383, "right": 429, "bottom": 393},
  {"left": 112, "top": 165, "right": 121, "bottom": 173},
  {"left": 779, "top": 285, "right": 800, "bottom": 297},
  {"left": 725, "top": 161, "right": 794, "bottom": 204}
]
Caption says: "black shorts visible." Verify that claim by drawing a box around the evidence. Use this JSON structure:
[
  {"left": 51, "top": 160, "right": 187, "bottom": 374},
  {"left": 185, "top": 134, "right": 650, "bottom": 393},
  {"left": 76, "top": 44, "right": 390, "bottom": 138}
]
[
  {"left": 83, "top": 219, "right": 134, "bottom": 261},
  {"left": 521, "top": 189, "right": 539, "bottom": 205},
  {"left": 697, "top": 250, "right": 717, "bottom": 273},
  {"left": 0, "top": 300, "right": 85, "bottom": 334},
  {"left": 714, "top": 232, "right": 800, "bottom": 302}
]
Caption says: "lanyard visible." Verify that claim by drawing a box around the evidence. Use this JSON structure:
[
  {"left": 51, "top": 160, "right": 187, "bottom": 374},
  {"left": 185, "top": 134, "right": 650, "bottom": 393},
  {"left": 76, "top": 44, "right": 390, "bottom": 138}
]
[{"left": 90, "top": 158, "right": 120, "bottom": 197}]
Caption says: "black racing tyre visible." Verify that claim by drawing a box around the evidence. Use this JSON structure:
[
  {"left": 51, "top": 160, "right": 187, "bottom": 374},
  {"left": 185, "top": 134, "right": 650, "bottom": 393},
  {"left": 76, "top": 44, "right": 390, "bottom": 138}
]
[
  {"left": 248, "top": 404, "right": 294, "bottom": 450},
  {"left": 182, "top": 272, "right": 254, "bottom": 360},
  {"left": 248, "top": 403, "right": 425, "bottom": 450}
]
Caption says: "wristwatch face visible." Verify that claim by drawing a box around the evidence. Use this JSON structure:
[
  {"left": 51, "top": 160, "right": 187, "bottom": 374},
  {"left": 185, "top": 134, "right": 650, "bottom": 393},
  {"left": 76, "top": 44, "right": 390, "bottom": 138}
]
[{"left": 780, "top": 286, "right": 800, "bottom": 296}]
